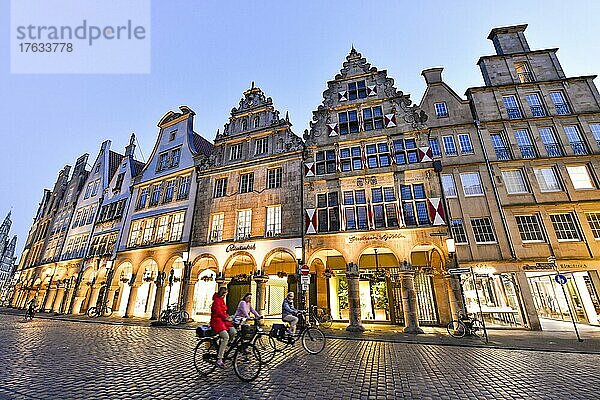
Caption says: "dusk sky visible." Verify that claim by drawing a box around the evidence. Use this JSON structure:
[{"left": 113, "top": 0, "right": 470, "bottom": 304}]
[{"left": 2, "top": 0, "right": 600, "bottom": 256}]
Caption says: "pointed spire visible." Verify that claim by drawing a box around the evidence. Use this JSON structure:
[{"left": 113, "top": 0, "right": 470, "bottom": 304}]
[
  {"left": 125, "top": 132, "right": 136, "bottom": 157},
  {"left": 285, "top": 111, "right": 289, "bottom": 122},
  {"left": 251, "top": 81, "right": 255, "bottom": 89}
]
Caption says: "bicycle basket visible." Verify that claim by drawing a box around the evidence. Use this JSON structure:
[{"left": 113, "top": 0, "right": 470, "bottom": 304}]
[
  {"left": 241, "top": 324, "right": 255, "bottom": 336},
  {"left": 196, "top": 325, "right": 215, "bottom": 338},
  {"left": 270, "top": 323, "right": 287, "bottom": 339}
]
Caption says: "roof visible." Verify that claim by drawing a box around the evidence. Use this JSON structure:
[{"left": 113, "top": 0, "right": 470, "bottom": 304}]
[
  {"left": 192, "top": 133, "right": 213, "bottom": 156},
  {"left": 108, "top": 150, "right": 124, "bottom": 180},
  {"left": 131, "top": 159, "right": 145, "bottom": 177}
]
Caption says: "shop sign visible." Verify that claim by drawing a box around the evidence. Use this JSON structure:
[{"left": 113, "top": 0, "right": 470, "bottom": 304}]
[
  {"left": 523, "top": 262, "right": 590, "bottom": 271},
  {"left": 225, "top": 243, "right": 256, "bottom": 252},
  {"left": 347, "top": 233, "right": 406, "bottom": 243}
]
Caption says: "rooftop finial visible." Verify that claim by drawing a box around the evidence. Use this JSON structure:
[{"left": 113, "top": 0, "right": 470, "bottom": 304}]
[
  {"left": 251, "top": 81, "right": 255, "bottom": 89},
  {"left": 285, "top": 111, "right": 289, "bottom": 122},
  {"left": 129, "top": 132, "right": 136, "bottom": 146}
]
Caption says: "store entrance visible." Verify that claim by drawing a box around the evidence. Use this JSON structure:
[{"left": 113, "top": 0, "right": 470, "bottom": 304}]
[{"left": 527, "top": 271, "right": 600, "bottom": 326}]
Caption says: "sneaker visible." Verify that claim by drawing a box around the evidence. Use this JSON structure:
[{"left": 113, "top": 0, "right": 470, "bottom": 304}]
[{"left": 215, "top": 360, "right": 225, "bottom": 369}]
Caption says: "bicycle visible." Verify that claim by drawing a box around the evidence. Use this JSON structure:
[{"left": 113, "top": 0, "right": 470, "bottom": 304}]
[
  {"left": 86, "top": 301, "right": 113, "bottom": 318},
  {"left": 447, "top": 312, "right": 483, "bottom": 338},
  {"left": 24, "top": 305, "right": 36, "bottom": 321},
  {"left": 193, "top": 317, "right": 263, "bottom": 382},
  {"left": 311, "top": 305, "right": 333, "bottom": 329},
  {"left": 159, "top": 304, "right": 188, "bottom": 325},
  {"left": 269, "top": 310, "right": 326, "bottom": 354}
]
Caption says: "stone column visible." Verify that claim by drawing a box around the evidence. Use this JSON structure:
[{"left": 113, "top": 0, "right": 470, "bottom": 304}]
[
  {"left": 151, "top": 282, "right": 166, "bottom": 320},
  {"left": 124, "top": 283, "right": 140, "bottom": 318},
  {"left": 52, "top": 287, "right": 66, "bottom": 312},
  {"left": 514, "top": 271, "right": 541, "bottom": 331},
  {"left": 254, "top": 276, "right": 268, "bottom": 324},
  {"left": 183, "top": 278, "right": 198, "bottom": 321},
  {"left": 400, "top": 264, "right": 424, "bottom": 334},
  {"left": 105, "top": 286, "right": 119, "bottom": 309},
  {"left": 345, "top": 262, "right": 364, "bottom": 332},
  {"left": 88, "top": 285, "right": 101, "bottom": 309},
  {"left": 72, "top": 286, "right": 88, "bottom": 315},
  {"left": 444, "top": 273, "right": 465, "bottom": 320},
  {"left": 216, "top": 276, "right": 228, "bottom": 290}
]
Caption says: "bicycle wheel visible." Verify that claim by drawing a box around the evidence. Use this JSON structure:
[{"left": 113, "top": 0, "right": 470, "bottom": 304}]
[
  {"left": 102, "top": 307, "right": 113, "bottom": 317},
  {"left": 159, "top": 311, "right": 169, "bottom": 324},
  {"left": 447, "top": 320, "right": 466, "bottom": 338},
  {"left": 301, "top": 327, "right": 326, "bottom": 354},
  {"left": 233, "top": 343, "right": 262, "bottom": 382},
  {"left": 470, "top": 319, "right": 483, "bottom": 338},
  {"left": 86, "top": 307, "right": 98, "bottom": 318},
  {"left": 320, "top": 313, "right": 333, "bottom": 329},
  {"left": 253, "top": 333, "right": 276, "bottom": 364},
  {"left": 169, "top": 311, "right": 182, "bottom": 325},
  {"left": 194, "top": 338, "right": 218, "bottom": 376},
  {"left": 181, "top": 311, "right": 190, "bottom": 323},
  {"left": 269, "top": 332, "right": 291, "bottom": 352}
]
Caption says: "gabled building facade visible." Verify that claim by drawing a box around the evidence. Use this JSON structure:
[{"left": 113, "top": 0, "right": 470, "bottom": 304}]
[
  {"left": 189, "top": 85, "right": 304, "bottom": 319},
  {"left": 0, "top": 212, "right": 17, "bottom": 303}
]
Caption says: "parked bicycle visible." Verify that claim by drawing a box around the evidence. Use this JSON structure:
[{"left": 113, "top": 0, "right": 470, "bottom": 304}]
[
  {"left": 269, "top": 310, "right": 326, "bottom": 354},
  {"left": 86, "top": 301, "right": 113, "bottom": 318},
  {"left": 159, "top": 303, "right": 189, "bottom": 325},
  {"left": 447, "top": 312, "right": 483, "bottom": 338},
  {"left": 193, "top": 317, "right": 265, "bottom": 382},
  {"left": 311, "top": 305, "right": 333, "bottom": 329}
]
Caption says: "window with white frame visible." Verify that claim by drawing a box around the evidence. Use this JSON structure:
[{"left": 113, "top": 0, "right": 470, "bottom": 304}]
[
  {"left": 239, "top": 172, "right": 254, "bottom": 193},
  {"left": 339, "top": 111, "right": 359, "bottom": 135},
  {"left": 267, "top": 167, "right": 282, "bottom": 189},
  {"left": 339, "top": 146, "right": 363, "bottom": 171},
  {"left": 442, "top": 136, "right": 457, "bottom": 156},
  {"left": 434, "top": 102, "right": 448, "bottom": 118},
  {"left": 253, "top": 116, "right": 260, "bottom": 128},
  {"left": 590, "top": 124, "right": 600, "bottom": 147},
  {"left": 401, "top": 184, "right": 429, "bottom": 226},
  {"left": 393, "top": 138, "right": 418, "bottom": 164},
  {"left": 460, "top": 172, "right": 484, "bottom": 196},
  {"left": 549, "top": 91, "right": 570, "bottom": 115},
  {"left": 348, "top": 80, "right": 367, "bottom": 100},
  {"left": 563, "top": 126, "right": 588, "bottom": 155},
  {"left": 550, "top": 213, "right": 580, "bottom": 241},
  {"left": 451, "top": 219, "right": 468, "bottom": 244},
  {"left": 155, "top": 215, "right": 170, "bottom": 242},
  {"left": 236, "top": 210, "right": 252, "bottom": 240},
  {"left": 365, "top": 142, "right": 391, "bottom": 168},
  {"left": 164, "top": 180, "right": 176, "bottom": 203},
  {"left": 515, "top": 215, "right": 545, "bottom": 242},
  {"left": 142, "top": 219, "right": 155, "bottom": 244},
  {"left": 372, "top": 187, "right": 399, "bottom": 228},
  {"left": 490, "top": 133, "right": 511, "bottom": 160},
  {"left": 515, "top": 62, "right": 534, "bottom": 83},
  {"left": 362, "top": 106, "right": 384, "bottom": 131},
  {"left": 80, "top": 208, "right": 89, "bottom": 227},
  {"left": 514, "top": 129, "right": 536, "bottom": 159},
  {"left": 458, "top": 134, "right": 474, "bottom": 154},
  {"left": 137, "top": 187, "right": 149, "bottom": 209},
  {"left": 255, "top": 137, "right": 268, "bottom": 155},
  {"left": 169, "top": 212, "right": 185, "bottom": 242},
  {"left": 91, "top": 180, "right": 100, "bottom": 196},
  {"left": 533, "top": 167, "right": 561, "bottom": 192},
  {"left": 343, "top": 190, "right": 368, "bottom": 230},
  {"left": 230, "top": 143, "right": 243, "bottom": 160},
  {"left": 317, "top": 192, "right": 340, "bottom": 232},
  {"left": 209, "top": 213, "right": 224, "bottom": 242},
  {"left": 315, "top": 149, "right": 336, "bottom": 175},
  {"left": 566, "top": 165, "right": 595, "bottom": 189},
  {"left": 585, "top": 212, "right": 600, "bottom": 239},
  {"left": 471, "top": 218, "right": 496, "bottom": 243},
  {"left": 266, "top": 205, "right": 282, "bottom": 237},
  {"left": 214, "top": 178, "right": 227, "bottom": 198},
  {"left": 84, "top": 182, "right": 94, "bottom": 199},
  {"left": 502, "top": 169, "right": 528, "bottom": 194},
  {"left": 171, "top": 148, "right": 181, "bottom": 168},
  {"left": 149, "top": 184, "right": 162, "bottom": 206},
  {"left": 87, "top": 205, "right": 96, "bottom": 224},
  {"left": 441, "top": 174, "right": 457, "bottom": 197}
]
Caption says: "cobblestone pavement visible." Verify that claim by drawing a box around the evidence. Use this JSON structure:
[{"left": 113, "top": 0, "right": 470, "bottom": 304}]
[{"left": 1, "top": 314, "right": 599, "bottom": 400}]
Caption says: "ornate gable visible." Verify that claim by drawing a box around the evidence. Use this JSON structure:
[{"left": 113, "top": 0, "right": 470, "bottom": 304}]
[{"left": 304, "top": 48, "right": 428, "bottom": 145}]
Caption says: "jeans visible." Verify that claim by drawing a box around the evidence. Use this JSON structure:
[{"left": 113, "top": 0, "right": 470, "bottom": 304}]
[
  {"left": 217, "top": 327, "right": 236, "bottom": 360},
  {"left": 282, "top": 315, "right": 299, "bottom": 334}
]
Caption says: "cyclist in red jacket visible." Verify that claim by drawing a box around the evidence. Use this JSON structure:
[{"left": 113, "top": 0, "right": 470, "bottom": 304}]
[{"left": 210, "top": 287, "right": 235, "bottom": 368}]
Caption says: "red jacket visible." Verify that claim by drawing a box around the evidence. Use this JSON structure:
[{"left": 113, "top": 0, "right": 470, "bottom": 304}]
[{"left": 210, "top": 293, "right": 233, "bottom": 333}]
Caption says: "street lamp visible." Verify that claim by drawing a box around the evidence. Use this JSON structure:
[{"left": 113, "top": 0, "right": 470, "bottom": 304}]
[
  {"left": 294, "top": 246, "right": 305, "bottom": 310},
  {"left": 445, "top": 238, "right": 456, "bottom": 254}
]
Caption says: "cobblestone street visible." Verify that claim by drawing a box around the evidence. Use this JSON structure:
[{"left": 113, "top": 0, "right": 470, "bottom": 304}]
[{"left": 1, "top": 314, "right": 599, "bottom": 400}]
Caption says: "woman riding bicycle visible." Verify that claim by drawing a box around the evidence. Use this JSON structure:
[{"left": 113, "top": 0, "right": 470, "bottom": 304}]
[
  {"left": 281, "top": 292, "right": 299, "bottom": 335},
  {"left": 210, "top": 287, "right": 236, "bottom": 369},
  {"left": 235, "top": 292, "right": 261, "bottom": 320}
]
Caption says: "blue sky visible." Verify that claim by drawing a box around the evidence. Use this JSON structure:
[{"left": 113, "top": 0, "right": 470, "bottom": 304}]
[{"left": 2, "top": 0, "right": 600, "bottom": 255}]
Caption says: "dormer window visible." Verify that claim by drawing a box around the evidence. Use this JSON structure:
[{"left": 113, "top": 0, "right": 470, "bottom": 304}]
[
  {"left": 348, "top": 80, "right": 367, "bottom": 100},
  {"left": 253, "top": 116, "right": 260, "bottom": 128},
  {"left": 515, "top": 62, "right": 534, "bottom": 83},
  {"left": 241, "top": 118, "right": 248, "bottom": 131},
  {"left": 434, "top": 102, "right": 448, "bottom": 118}
]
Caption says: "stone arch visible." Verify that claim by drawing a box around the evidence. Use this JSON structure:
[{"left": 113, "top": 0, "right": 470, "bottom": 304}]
[
  {"left": 191, "top": 254, "right": 219, "bottom": 278},
  {"left": 357, "top": 245, "right": 401, "bottom": 270},
  {"left": 136, "top": 258, "right": 159, "bottom": 284},
  {"left": 409, "top": 243, "right": 446, "bottom": 273},
  {"left": 224, "top": 251, "right": 257, "bottom": 276},
  {"left": 306, "top": 248, "right": 347, "bottom": 271},
  {"left": 113, "top": 261, "right": 134, "bottom": 286},
  {"left": 262, "top": 248, "right": 296, "bottom": 275},
  {"left": 164, "top": 254, "right": 185, "bottom": 274}
]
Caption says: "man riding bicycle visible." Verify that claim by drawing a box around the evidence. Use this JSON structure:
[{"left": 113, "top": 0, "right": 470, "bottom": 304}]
[{"left": 281, "top": 292, "right": 299, "bottom": 335}]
